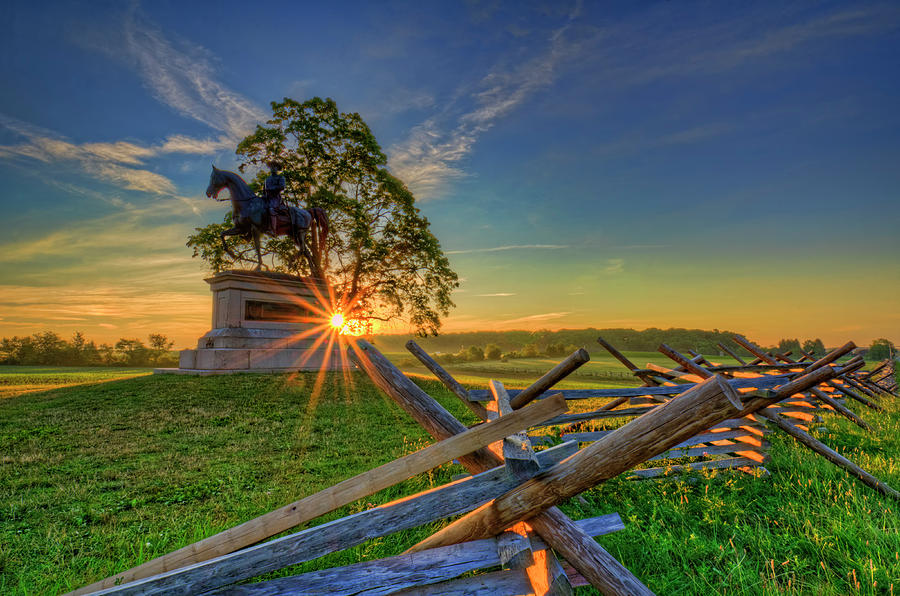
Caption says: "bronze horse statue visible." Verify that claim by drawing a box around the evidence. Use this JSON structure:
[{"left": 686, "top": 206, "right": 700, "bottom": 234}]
[{"left": 206, "top": 166, "right": 328, "bottom": 278}]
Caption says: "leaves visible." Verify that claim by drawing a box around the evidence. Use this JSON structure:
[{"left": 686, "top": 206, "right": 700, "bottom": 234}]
[{"left": 189, "top": 97, "right": 459, "bottom": 335}]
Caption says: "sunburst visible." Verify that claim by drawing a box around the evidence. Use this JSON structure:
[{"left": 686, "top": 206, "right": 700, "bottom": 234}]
[{"left": 267, "top": 281, "right": 374, "bottom": 421}]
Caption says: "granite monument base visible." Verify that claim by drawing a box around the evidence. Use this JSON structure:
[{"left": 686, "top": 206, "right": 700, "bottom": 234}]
[{"left": 155, "top": 270, "right": 351, "bottom": 375}]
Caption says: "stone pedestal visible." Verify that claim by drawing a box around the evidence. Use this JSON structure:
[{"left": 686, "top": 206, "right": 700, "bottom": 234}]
[{"left": 156, "top": 270, "right": 351, "bottom": 375}]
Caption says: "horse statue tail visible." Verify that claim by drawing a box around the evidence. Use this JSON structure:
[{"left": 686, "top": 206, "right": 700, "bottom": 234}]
[{"left": 310, "top": 207, "right": 329, "bottom": 274}]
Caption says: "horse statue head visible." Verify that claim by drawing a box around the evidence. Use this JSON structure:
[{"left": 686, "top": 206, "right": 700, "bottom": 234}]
[{"left": 206, "top": 165, "right": 256, "bottom": 203}]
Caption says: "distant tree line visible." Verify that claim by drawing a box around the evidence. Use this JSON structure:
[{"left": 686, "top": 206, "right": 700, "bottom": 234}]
[
  {"left": 0, "top": 331, "right": 178, "bottom": 367},
  {"left": 434, "top": 341, "right": 584, "bottom": 364},
  {"left": 375, "top": 328, "right": 894, "bottom": 363},
  {"left": 776, "top": 338, "right": 826, "bottom": 358}
]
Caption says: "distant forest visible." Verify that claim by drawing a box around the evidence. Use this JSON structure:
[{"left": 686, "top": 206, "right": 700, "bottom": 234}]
[
  {"left": 1, "top": 328, "right": 890, "bottom": 368},
  {"left": 372, "top": 328, "right": 833, "bottom": 360},
  {"left": 0, "top": 331, "right": 178, "bottom": 367}
]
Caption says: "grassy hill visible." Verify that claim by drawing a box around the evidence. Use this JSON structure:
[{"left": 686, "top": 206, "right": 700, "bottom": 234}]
[{"left": 1, "top": 366, "right": 898, "bottom": 594}]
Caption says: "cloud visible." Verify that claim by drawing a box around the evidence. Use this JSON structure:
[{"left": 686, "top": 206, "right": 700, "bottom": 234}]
[
  {"left": 724, "top": 7, "right": 899, "bottom": 64},
  {"left": 115, "top": 8, "right": 266, "bottom": 139},
  {"left": 387, "top": 3, "right": 899, "bottom": 198},
  {"left": 602, "top": 259, "right": 624, "bottom": 274},
  {"left": 0, "top": 213, "right": 211, "bottom": 345},
  {"left": 591, "top": 122, "right": 737, "bottom": 159},
  {"left": 0, "top": 7, "right": 261, "bottom": 206},
  {"left": 446, "top": 244, "right": 569, "bottom": 255},
  {"left": 388, "top": 4, "right": 587, "bottom": 198},
  {"left": 502, "top": 311, "right": 572, "bottom": 324},
  {"left": 0, "top": 113, "right": 230, "bottom": 202},
  {"left": 611, "top": 244, "right": 670, "bottom": 250},
  {"left": 476, "top": 293, "right": 516, "bottom": 297},
  {"left": 616, "top": 4, "right": 900, "bottom": 86},
  {"left": 0, "top": 210, "right": 189, "bottom": 263}
]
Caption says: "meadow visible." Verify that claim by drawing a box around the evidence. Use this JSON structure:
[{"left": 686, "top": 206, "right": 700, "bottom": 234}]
[
  {"left": 0, "top": 360, "right": 897, "bottom": 594},
  {"left": 385, "top": 349, "right": 730, "bottom": 388},
  {"left": 0, "top": 367, "right": 152, "bottom": 399}
]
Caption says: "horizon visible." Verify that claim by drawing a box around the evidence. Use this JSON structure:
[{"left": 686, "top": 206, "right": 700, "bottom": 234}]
[
  {"left": 2, "top": 2, "right": 898, "bottom": 350},
  {"left": 0, "top": 323, "right": 880, "bottom": 354}
]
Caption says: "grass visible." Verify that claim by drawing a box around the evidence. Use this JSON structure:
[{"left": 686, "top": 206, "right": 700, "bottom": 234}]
[
  {"left": 386, "top": 349, "right": 738, "bottom": 389},
  {"left": 0, "top": 366, "right": 152, "bottom": 399},
  {"left": 0, "top": 365, "right": 897, "bottom": 594}
]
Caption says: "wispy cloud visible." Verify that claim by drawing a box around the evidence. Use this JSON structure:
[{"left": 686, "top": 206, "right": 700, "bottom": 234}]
[
  {"left": 502, "top": 311, "right": 572, "bottom": 324},
  {"left": 114, "top": 7, "right": 266, "bottom": 139},
  {"left": 613, "top": 4, "right": 900, "bottom": 86},
  {"left": 611, "top": 244, "right": 670, "bottom": 250},
  {"left": 446, "top": 244, "right": 569, "bottom": 255},
  {"left": 0, "top": 211, "right": 211, "bottom": 346},
  {"left": 602, "top": 259, "right": 624, "bottom": 274},
  {"left": 0, "top": 208, "right": 194, "bottom": 264},
  {"left": 388, "top": 3, "right": 587, "bottom": 198},
  {"left": 476, "top": 292, "right": 516, "bottom": 297},
  {"left": 0, "top": 113, "right": 229, "bottom": 207},
  {"left": 0, "top": 6, "right": 264, "bottom": 208},
  {"left": 591, "top": 122, "right": 737, "bottom": 159},
  {"left": 396, "top": 3, "right": 900, "bottom": 181}
]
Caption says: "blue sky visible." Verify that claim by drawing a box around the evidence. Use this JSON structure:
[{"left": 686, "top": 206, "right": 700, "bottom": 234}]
[{"left": 1, "top": 0, "right": 898, "bottom": 347}]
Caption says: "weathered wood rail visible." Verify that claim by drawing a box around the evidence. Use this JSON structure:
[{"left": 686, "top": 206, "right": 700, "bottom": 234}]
[{"left": 207, "top": 514, "right": 625, "bottom": 596}]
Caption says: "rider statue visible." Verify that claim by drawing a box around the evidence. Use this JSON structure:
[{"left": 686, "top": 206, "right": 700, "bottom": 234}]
[{"left": 264, "top": 162, "right": 288, "bottom": 233}]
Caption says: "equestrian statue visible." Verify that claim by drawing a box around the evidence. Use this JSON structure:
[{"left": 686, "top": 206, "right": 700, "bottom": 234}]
[{"left": 206, "top": 164, "right": 328, "bottom": 279}]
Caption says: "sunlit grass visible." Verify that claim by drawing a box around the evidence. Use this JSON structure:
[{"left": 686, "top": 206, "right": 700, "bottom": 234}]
[{"left": 0, "top": 367, "right": 152, "bottom": 399}]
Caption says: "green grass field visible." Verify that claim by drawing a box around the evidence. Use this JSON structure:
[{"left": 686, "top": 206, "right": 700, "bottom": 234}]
[
  {"left": 0, "top": 364, "right": 897, "bottom": 594},
  {"left": 0, "top": 367, "right": 152, "bottom": 400},
  {"left": 386, "top": 349, "right": 741, "bottom": 388}
]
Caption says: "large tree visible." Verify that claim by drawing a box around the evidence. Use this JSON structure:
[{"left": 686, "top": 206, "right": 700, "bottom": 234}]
[{"left": 188, "top": 97, "right": 458, "bottom": 335}]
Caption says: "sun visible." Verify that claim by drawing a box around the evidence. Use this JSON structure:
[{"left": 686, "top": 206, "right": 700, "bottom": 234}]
[{"left": 330, "top": 312, "right": 345, "bottom": 329}]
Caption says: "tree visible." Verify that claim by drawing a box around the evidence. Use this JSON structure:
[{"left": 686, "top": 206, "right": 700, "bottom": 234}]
[
  {"left": 867, "top": 338, "right": 896, "bottom": 361},
  {"left": 485, "top": 343, "right": 503, "bottom": 360},
  {"left": 545, "top": 343, "right": 565, "bottom": 357},
  {"left": 522, "top": 343, "right": 540, "bottom": 358},
  {"left": 802, "top": 338, "right": 826, "bottom": 358},
  {"left": 187, "top": 97, "right": 459, "bottom": 336},
  {"left": 777, "top": 338, "right": 801, "bottom": 355},
  {"left": 97, "top": 343, "right": 116, "bottom": 366},
  {"left": 114, "top": 338, "right": 149, "bottom": 367},
  {"left": 466, "top": 345, "right": 485, "bottom": 362},
  {"left": 148, "top": 333, "right": 174, "bottom": 366},
  {"left": 32, "top": 331, "right": 66, "bottom": 365}
]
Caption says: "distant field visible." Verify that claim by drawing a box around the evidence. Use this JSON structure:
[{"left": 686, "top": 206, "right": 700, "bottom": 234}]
[
  {"left": 0, "top": 367, "right": 152, "bottom": 399},
  {"left": 0, "top": 350, "right": 735, "bottom": 399},
  {"left": 383, "top": 349, "right": 746, "bottom": 389}
]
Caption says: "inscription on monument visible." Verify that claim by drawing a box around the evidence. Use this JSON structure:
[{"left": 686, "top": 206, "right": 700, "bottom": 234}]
[{"left": 244, "top": 300, "right": 314, "bottom": 322}]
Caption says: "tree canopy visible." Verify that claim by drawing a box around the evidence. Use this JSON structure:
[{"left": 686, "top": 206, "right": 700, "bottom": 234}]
[
  {"left": 187, "top": 97, "right": 458, "bottom": 335},
  {"left": 867, "top": 338, "right": 896, "bottom": 361},
  {"left": 0, "top": 331, "right": 176, "bottom": 367}
]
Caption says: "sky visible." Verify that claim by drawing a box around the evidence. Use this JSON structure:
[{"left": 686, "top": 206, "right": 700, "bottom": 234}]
[{"left": 1, "top": 0, "right": 898, "bottom": 349}]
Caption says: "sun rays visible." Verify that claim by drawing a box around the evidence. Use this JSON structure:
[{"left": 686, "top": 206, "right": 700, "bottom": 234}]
[{"left": 265, "top": 279, "right": 377, "bottom": 421}]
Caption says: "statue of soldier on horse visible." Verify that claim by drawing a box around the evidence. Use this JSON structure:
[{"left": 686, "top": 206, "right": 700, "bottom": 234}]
[{"left": 206, "top": 164, "right": 328, "bottom": 279}]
